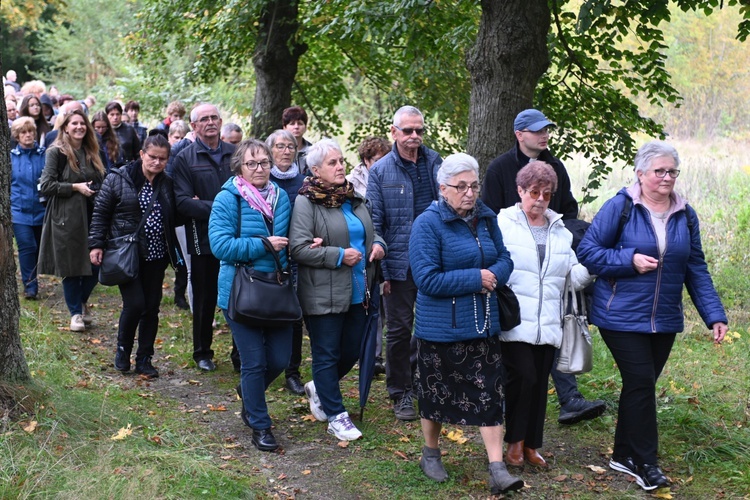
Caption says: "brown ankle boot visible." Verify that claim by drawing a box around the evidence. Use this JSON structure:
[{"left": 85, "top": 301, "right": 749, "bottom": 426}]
[
  {"left": 523, "top": 447, "right": 548, "bottom": 468},
  {"left": 505, "top": 440, "right": 524, "bottom": 466}
]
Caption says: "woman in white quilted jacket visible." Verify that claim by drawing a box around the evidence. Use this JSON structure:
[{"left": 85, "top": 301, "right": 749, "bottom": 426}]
[{"left": 497, "top": 161, "right": 592, "bottom": 469}]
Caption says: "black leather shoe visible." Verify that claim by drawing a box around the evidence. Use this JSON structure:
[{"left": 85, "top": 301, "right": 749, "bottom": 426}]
[
  {"left": 174, "top": 295, "right": 190, "bottom": 310},
  {"left": 373, "top": 359, "right": 386, "bottom": 376},
  {"left": 197, "top": 359, "right": 216, "bottom": 371},
  {"left": 135, "top": 356, "right": 159, "bottom": 378},
  {"left": 252, "top": 428, "right": 279, "bottom": 452},
  {"left": 114, "top": 346, "right": 131, "bottom": 372},
  {"left": 285, "top": 376, "right": 305, "bottom": 395}
]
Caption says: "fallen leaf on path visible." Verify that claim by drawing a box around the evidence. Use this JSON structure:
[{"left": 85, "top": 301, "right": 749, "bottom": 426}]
[
  {"left": 207, "top": 404, "right": 227, "bottom": 411},
  {"left": 337, "top": 440, "right": 349, "bottom": 448},
  {"left": 301, "top": 414, "right": 317, "bottom": 422},
  {"left": 653, "top": 488, "right": 673, "bottom": 499},
  {"left": 111, "top": 424, "right": 133, "bottom": 441},
  {"left": 572, "top": 473, "right": 584, "bottom": 480},
  {"left": 399, "top": 437, "right": 410, "bottom": 443},
  {"left": 223, "top": 443, "right": 240, "bottom": 449},
  {"left": 553, "top": 475, "right": 568, "bottom": 481},
  {"left": 23, "top": 421, "right": 38, "bottom": 433},
  {"left": 302, "top": 470, "right": 311, "bottom": 475},
  {"left": 187, "top": 380, "right": 201, "bottom": 385},
  {"left": 586, "top": 465, "right": 607, "bottom": 474},
  {"left": 221, "top": 455, "right": 233, "bottom": 460},
  {"left": 394, "top": 450, "right": 408, "bottom": 460},
  {"left": 278, "top": 473, "right": 287, "bottom": 480},
  {"left": 446, "top": 429, "right": 468, "bottom": 444}
]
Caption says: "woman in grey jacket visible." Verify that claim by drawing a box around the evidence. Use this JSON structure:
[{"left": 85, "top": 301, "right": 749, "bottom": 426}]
[{"left": 289, "top": 139, "right": 386, "bottom": 442}]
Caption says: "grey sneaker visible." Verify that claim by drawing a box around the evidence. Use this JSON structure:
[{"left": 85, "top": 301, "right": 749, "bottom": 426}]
[
  {"left": 82, "top": 303, "right": 93, "bottom": 326},
  {"left": 70, "top": 314, "right": 85, "bottom": 332},
  {"left": 393, "top": 392, "right": 417, "bottom": 421},
  {"left": 304, "top": 381, "right": 327, "bottom": 422},
  {"left": 488, "top": 461, "right": 524, "bottom": 494},
  {"left": 420, "top": 446, "right": 448, "bottom": 482}
]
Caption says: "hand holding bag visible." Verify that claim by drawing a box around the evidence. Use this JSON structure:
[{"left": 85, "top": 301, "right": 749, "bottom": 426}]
[
  {"left": 496, "top": 284, "right": 521, "bottom": 331},
  {"left": 99, "top": 191, "right": 158, "bottom": 286},
  {"left": 557, "top": 274, "right": 593, "bottom": 374},
  {"left": 226, "top": 197, "right": 302, "bottom": 327}
]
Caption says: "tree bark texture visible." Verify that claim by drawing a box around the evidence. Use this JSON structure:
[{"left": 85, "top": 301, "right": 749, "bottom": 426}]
[
  {"left": 0, "top": 58, "right": 31, "bottom": 383},
  {"left": 467, "top": 0, "right": 551, "bottom": 175},
  {"left": 250, "top": 0, "right": 308, "bottom": 139}
]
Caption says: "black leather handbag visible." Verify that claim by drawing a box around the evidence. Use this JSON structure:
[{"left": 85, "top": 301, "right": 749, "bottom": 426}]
[
  {"left": 496, "top": 284, "right": 521, "bottom": 331},
  {"left": 226, "top": 198, "right": 302, "bottom": 327},
  {"left": 98, "top": 191, "right": 157, "bottom": 286}
]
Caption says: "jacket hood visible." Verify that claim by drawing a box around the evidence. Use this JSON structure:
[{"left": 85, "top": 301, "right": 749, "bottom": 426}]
[
  {"left": 429, "top": 197, "right": 497, "bottom": 223},
  {"left": 499, "top": 203, "right": 564, "bottom": 227},
  {"left": 11, "top": 143, "right": 44, "bottom": 155},
  {"left": 623, "top": 182, "right": 687, "bottom": 213}
]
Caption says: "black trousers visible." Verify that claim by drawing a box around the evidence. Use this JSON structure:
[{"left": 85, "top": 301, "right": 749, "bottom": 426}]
[
  {"left": 384, "top": 271, "right": 418, "bottom": 400},
  {"left": 190, "top": 254, "right": 220, "bottom": 362},
  {"left": 501, "top": 341, "right": 556, "bottom": 449},
  {"left": 285, "top": 318, "right": 304, "bottom": 379},
  {"left": 600, "top": 328, "right": 676, "bottom": 465},
  {"left": 174, "top": 260, "right": 188, "bottom": 298},
  {"left": 117, "top": 257, "right": 168, "bottom": 361}
]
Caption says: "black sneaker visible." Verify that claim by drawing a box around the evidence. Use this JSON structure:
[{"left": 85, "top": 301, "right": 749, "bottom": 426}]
[
  {"left": 393, "top": 392, "right": 417, "bottom": 421},
  {"left": 114, "top": 346, "right": 131, "bottom": 372},
  {"left": 135, "top": 356, "right": 159, "bottom": 378},
  {"left": 609, "top": 457, "right": 669, "bottom": 491},
  {"left": 558, "top": 396, "right": 606, "bottom": 424},
  {"left": 174, "top": 295, "right": 190, "bottom": 310}
]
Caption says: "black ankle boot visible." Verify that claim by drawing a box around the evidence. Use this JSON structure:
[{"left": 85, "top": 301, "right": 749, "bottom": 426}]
[
  {"left": 115, "top": 346, "right": 131, "bottom": 372},
  {"left": 135, "top": 356, "right": 159, "bottom": 378}
]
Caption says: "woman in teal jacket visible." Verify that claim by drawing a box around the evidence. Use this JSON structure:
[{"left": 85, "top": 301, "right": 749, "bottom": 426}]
[{"left": 208, "top": 139, "right": 291, "bottom": 452}]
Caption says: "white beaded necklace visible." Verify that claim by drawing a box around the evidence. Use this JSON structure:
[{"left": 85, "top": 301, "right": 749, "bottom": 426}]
[{"left": 473, "top": 292, "right": 491, "bottom": 335}]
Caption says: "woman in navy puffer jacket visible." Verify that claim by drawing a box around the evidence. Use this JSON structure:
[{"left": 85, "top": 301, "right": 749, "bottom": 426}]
[
  {"left": 577, "top": 140, "right": 727, "bottom": 492},
  {"left": 409, "top": 153, "right": 522, "bottom": 495}
]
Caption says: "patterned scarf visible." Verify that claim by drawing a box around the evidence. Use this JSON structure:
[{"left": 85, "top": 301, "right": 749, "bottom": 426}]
[
  {"left": 234, "top": 176, "right": 277, "bottom": 220},
  {"left": 271, "top": 162, "right": 300, "bottom": 180},
  {"left": 298, "top": 175, "right": 355, "bottom": 208}
]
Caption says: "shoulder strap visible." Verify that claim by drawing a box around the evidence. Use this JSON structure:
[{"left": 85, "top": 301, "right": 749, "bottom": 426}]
[
  {"left": 613, "top": 195, "right": 632, "bottom": 244},
  {"left": 235, "top": 195, "right": 285, "bottom": 272},
  {"left": 135, "top": 187, "right": 158, "bottom": 234}
]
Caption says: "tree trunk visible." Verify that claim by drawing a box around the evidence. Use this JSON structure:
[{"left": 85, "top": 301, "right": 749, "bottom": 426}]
[
  {"left": 0, "top": 57, "right": 31, "bottom": 383},
  {"left": 466, "top": 0, "right": 551, "bottom": 175},
  {"left": 250, "top": 0, "right": 308, "bottom": 139}
]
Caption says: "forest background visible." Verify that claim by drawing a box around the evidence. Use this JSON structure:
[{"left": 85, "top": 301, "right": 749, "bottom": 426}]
[{"left": 2, "top": 1, "right": 750, "bottom": 498}]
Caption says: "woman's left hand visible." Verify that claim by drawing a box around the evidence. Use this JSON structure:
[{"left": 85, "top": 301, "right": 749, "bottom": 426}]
[
  {"left": 309, "top": 237, "right": 323, "bottom": 249},
  {"left": 712, "top": 322, "right": 728, "bottom": 344},
  {"left": 369, "top": 244, "right": 385, "bottom": 262},
  {"left": 480, "top": 269, "right": 497, "bottom": 293}
]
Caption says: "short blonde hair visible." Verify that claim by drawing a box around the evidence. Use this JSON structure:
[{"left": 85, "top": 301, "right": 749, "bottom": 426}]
[{"left": 11, "top": 116, "right": 36, "bottom": 141}]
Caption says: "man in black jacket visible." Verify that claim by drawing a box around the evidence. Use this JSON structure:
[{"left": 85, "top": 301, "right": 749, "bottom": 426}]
[
  {"left": 172, "top": 103, "right": 236, "bottom": 371},
  {"left": 482, "top": 109, "right": 606, "bottom": 425}
]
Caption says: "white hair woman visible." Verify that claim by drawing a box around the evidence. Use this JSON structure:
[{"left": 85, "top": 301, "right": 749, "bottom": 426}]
[{"left": 409, "top": 153, "right": 523, "bottom": 495}]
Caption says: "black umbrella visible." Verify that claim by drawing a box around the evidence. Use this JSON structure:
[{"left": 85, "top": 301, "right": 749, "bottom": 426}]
[{"left": 358, "top": 273, "right": 382, "bottom": 421}]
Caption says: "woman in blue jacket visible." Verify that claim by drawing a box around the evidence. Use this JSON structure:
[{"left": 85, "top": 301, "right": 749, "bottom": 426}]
[
  {"left": 208, "top": 139, "right": 292, "bottom": 453},
  {"left": 578, "top": 141, "right": 728, "bottom": 492},
  {"left": 10, "top": 117, "right": 46, "bottom": 299},
  {"left": 409, "top": 153, "right": 522, "bottom": 495}
]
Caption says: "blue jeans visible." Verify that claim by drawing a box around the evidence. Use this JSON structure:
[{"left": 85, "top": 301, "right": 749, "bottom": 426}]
[
  {"left": 224, "top": 312, "right": 292, "bottom": 430},
  {"left": 550, "top": 357, "right": 583, "bottom": 405},
  {"left": 62, "top": 265, "right": 100, "bottom": 316},
  {"left": 13, "top": 223, "right": 42, "bottom": 295},
  {"left": 306, "top": 305, "right": 367, "bottom": 418}
]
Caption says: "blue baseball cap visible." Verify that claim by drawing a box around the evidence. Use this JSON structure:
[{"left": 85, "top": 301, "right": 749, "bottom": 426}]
[{"left": 513, "top": 109, "right": 555, "bottom": 132}]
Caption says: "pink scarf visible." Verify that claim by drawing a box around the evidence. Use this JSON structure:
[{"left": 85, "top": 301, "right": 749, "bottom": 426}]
[{"left": 234, "top": 176, "right": 276, "bottom": 220}]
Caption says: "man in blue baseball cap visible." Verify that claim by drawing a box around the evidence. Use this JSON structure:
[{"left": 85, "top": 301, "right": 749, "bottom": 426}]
[{"left": 481, "top": 108, "right": 606, "bottom": 425}]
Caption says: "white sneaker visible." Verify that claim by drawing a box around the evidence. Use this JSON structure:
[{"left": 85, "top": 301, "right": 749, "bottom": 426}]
[
  {"left": 70, "top": 314, "right": 85, "bottom": 332},
  {"left": 304, "top": 381, "right": 327, "bottom": 422},
  {"left": 327, "top": 411, "right": 362, "bottom": 441},
  {"left": 82, "top": 304, "right": 93, "bottom": 325}
]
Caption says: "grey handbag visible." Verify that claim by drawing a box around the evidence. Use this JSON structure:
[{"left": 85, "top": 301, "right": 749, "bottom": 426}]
[{"left": 557, "top": 274, "right": 593, "bottom": 374}]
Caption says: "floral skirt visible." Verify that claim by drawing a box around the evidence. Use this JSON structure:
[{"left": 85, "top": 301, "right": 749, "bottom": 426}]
[{"left": 415, "top": 336, "right": 505, "bottom": 426}]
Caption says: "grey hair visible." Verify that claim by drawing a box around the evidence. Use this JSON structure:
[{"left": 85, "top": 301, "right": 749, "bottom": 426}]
[
  {"left": 436, "top": 153, "right": 479, "bottom": 194},
  {"left": 169, "top": 119, "right": 190, "bottom": 136},
  {"left": 392, "top": 105, "right": 423, "bottom": 127},
  {"left": 230, "top": 139, "right": 273, "bottom": 176},
  {"left": 265, "top": 129, "right": 296, "bottom": 149},
  {"left": 634, "top": 140, "right": 680, "bottom": 174},
  {"left": 189, "top": 103, "right": 220, "bottom": 123},
  {"left": 306, "top": 138, "right": 342, "bottom": 171},
  {"left": 221, "top": 122, "right": 242, "bottom": 137}
]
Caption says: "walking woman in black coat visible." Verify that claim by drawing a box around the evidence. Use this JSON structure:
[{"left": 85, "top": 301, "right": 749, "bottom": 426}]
[{"left": 89, "top": 135, "right": 180, "bottom": 378}]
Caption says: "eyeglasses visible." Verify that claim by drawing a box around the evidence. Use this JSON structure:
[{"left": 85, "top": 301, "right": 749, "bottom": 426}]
[
  {"left": 520, "top": 127, "right": 552, "bottom": 136},
  {"left": 274, "top": 143, "right": 296, "bottom": 151},
  {"left": 242, "top": 160, "right": 271, "bottom": 171},
  {"left": 524, "top": 188, "right": 553, "bottom": 201},
  {"left": 144, "top": 152, "right": 168, "bottom": 164},
  {"left": 445, "top": 182, "right": 480, "bottom": 194},
  {"left": 393, "top": 125, "right": 426, "bottom": 136},
  {"left": 196, "top": 114, "right": 220, "bottom": 123},
  {"left": 651, "top": 168, "right": 680, "bottom": 178}
]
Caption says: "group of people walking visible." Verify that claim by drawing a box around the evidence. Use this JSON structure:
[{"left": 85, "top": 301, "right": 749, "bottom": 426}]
[{"left": 9, "top": 90, "right": 728, "bottom": 495}]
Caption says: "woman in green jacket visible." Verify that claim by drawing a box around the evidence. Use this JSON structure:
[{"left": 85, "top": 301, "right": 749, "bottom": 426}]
[{"left": 290, "top": 139, "right": 386, "bottom": 442}]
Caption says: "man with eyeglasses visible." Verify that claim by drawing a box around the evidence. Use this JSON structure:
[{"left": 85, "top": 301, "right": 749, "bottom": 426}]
[
  {"left": 482, "top": 108, "right": 606, "bottom": 425},
  {"left": 172, "top": 103, "right": 237, "bottom": 372},
  {"left": 368, "top": 105, "right": 442, "bottom": 421}
]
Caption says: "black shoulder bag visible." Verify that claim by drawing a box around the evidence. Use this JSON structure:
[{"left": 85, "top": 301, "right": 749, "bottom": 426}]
[
  {"left": 227, "top": 197, "right": 302, "bottom": 327},
  {"left": 98, "top": 190, "right": 158, "bottom": 286}
]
